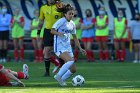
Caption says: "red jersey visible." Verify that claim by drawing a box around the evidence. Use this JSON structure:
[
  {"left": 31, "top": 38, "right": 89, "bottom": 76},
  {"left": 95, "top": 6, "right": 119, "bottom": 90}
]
[{"left": 0, "top": 64, "right": 10, "bottom": 86}]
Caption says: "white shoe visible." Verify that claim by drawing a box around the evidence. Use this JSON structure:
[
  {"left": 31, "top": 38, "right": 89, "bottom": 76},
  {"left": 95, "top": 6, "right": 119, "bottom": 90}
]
[
  {"left": 54, "top": 75, "right": 67, "bottom": 86},
  {"left": 23, "top": 64, "right": 29, "bottom": 79},
  {"left": 0, "top": 59, "right": 2, "bottom": 63},
  {"left": 133, "top": 60, "right": 138, "bottom": 63},
  {"left": 2, "top": 58, "right": 6, "bottom": 63},
  {"left": 52, "top": 66, "right": 60, "bottom": 73}
]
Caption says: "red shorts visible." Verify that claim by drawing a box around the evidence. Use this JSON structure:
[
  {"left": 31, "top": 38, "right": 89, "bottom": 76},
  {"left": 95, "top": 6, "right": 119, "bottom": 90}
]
[
  {"left": 114, "top": 39, "right": 127, "bottom": 42},
  {"left": 82, "top": 37, "right": 93, "bottom": 42},
  {"left": 96, "top": 36, "right": 108, "bottom": 42},
  {"left": 0, "top": 72, "right": 11, "bottom": 86}
]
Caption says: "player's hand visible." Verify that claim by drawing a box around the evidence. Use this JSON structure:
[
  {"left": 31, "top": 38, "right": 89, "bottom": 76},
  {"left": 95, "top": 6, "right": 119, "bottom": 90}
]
[
  {"left": 58, "top": 32, "right": 64, "bottom": 36},
  {"left": 79, "top": 48, "right": 87, "bottom": 55},
  {"left": 17, "top": 80, "right": 25, "bottom": 87},
  {"left": 37, "top": 35, "right": 40, "bottom": 42}
]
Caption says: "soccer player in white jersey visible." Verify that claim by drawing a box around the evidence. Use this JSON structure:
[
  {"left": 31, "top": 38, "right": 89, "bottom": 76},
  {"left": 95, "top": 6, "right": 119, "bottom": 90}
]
[{"left": 51, "top": 4, "right": 86, "bottom": 86}]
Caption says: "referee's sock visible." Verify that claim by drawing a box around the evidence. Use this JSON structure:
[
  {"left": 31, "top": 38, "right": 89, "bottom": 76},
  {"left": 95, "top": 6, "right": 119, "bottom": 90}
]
[
  {"left": 3, "top": 49, "right": 7, "bottom": 59},
  {"left": 0, "top": 49, "right": 2, "bottom": 59},
  {"left": 44, "top": 58, "right": 50, "bottom": 77}
]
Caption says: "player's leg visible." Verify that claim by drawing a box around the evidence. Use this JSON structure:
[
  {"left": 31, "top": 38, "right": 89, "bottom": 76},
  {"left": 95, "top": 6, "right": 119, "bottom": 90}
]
[
  {"left": 133, "top": 40, "right": 139, "bottom": 63},
  {"left": 114, "top": 39, "right": 120, "bottom": 61},
  {"left": 120, "top": 40, "right": 126, "bottom": 62},
  {"left": 102, "top": 37, "right": 109, "bottom": 60},
  {"left": 0, "top": 39, "right": 3, "bottom": 62},
  {"left": 32, "top": 38, "right": 39, "bottom": 62},
  {"left": 37, "top": 38, "right": 43, "bottom": 62},
  {"left": 2, "top": 31, "right": 9, "bottom": 62},
  {"left": 54, "top": 52, "right": 74, "bottom": 86},
  {"left": 87, "top": 37, "right": 94, "bottom": 61},
  {"left": 13, "top": 38, "right": 19, "bottom": 62},
  {"left": 19, "top": 37, "right": 24, "bottom": 62}
]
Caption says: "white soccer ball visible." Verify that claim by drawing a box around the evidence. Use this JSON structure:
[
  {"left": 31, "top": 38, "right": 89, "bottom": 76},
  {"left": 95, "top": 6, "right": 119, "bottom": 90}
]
[{"left": 72, "top": 75, "right": 85, "bottom": 86}]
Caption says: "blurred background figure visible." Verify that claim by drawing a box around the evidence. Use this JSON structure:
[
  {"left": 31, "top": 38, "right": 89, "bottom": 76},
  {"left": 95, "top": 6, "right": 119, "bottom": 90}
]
[
  {"left": 0, "top": 4, "right": 12, "bottom": 63},
  {"left": 95, "top": 7, "right": 109, "bottom": 61},
  {"left": 30, "top": 9, "right": 43, "bottom": 63},
  {"left": 11, "top": 7, "right": 25, "bottom": 62},
  {"left": 113, "top": 10, "right": 128, "bottom": 62},
  {"left": 71, "top": 9, "right": 82, "bottom": 62},
  {"left": 81, "top": 9, "right": 95, "bottom": 62},
  {"left": 129, "top": 13, "right": 140, "bottom": 63}
]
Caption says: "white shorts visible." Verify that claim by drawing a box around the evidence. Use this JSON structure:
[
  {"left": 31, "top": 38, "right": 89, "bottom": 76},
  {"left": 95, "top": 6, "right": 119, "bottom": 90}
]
[{"left": 55, "top": 47, "right": 74, "bottom": 58}]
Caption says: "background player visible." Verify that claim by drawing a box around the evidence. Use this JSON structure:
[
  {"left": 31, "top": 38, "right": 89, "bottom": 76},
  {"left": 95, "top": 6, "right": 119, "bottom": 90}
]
[
  {"left": 113, "top": 10, "right": 128, "bottom": 62},
  {"left": 30, "top": 9, "right": 43, "bottom": 62},
  {"left": 0, "top": 4, "right": 12, "bottom": 63},
  {"left": 11, "top": 7, "right": 25, "bottom": 62},
  {"left": 0, "top": 64, "right": 29, "bottom": 87}
]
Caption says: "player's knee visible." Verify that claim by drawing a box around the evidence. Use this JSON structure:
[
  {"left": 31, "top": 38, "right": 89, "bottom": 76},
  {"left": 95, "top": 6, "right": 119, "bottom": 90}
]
[{"left": 70, "top": 64, "right": 76, "bottom": 73}]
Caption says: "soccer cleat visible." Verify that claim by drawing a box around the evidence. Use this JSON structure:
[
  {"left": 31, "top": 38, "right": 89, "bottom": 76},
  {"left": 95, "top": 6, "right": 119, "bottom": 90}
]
[
  {"left": 44, "top": 72, "right": 50, "bottom": 77},
  {"left": 54, "top": 75, "right": 67, "bottom": 86},
  {"left": 2, "top": 58, "right": 7, "bottom": 63},
  {"left": 0, "top": 59, "right": 2, "bottom": 63},
  {"left": 10, "top": 82, "right": 25, "bottom": 87},
  {"left": 23, "top": 64, "right": 29, "bottom": 79},
  {"left": 133, "top": 60, "right": 138, "bottom": 63},
  {"left": 52, "top": 66, "right": 60, "bottom": 74}
]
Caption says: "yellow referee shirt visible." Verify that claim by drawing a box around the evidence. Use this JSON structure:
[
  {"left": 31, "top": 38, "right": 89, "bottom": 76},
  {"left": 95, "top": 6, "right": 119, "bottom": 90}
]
[{"left": 39, "top": 4, "right": 62, "bottom": 29}]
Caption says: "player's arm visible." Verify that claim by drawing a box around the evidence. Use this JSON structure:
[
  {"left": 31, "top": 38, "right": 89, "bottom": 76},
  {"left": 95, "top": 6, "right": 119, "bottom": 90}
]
[
  {"left": 37, "top": 6, "right": 44, "bottom": 36},
  {"left": 17, "top": 16, "right": 24, "bottom": 28},
  {"left": 72, "top": 34, "right": 86, "bottom": 55},
  {"left": 120, "top": 19, "right": 128, "bottom": 38},
  {"left": 100, "top": 17, "right": 108, "bottom": 29},
  {"left": 0, "top": 68, "right": 25, "bottom": 86},
  {"left": 30, "top": 19, "right": 38, "bottom": 30},
  {"left": 51, "top": 28, "right": 64, "bottom": 36},
  {"left": 51, "top": 18, "right": 65, "bottom": 36},
  {"left": 113, "top": 19, "right": 118, "bottom": 39},
  {"left": 10, "top": 17, "right": 14, "bottom": 28}
]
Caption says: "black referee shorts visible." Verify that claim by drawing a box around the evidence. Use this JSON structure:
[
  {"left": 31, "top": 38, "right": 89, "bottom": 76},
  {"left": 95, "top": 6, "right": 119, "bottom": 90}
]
[
  {"left": 0, "top": 31, "right": 9, "bottom": 40},
  {"left": 43, "top": 28, "right": 54, "bottom": 47}
]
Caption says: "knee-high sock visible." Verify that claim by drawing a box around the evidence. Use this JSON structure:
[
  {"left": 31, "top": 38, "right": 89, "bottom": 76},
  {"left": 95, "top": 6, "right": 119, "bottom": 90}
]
[
  {"left": 0, "top": 49, "right": 3, "bottom": 58},
  {"left": 20, "top": 48, "right": 24, "bottom": 59},
  {"left": 39, "top": 49, "right": 43, "bottom": 61},
  {"left": 14, "top": 49, "right": 18, "bottom": 59},
  {"left": 17, "top": 72, "right": 25, "bottom": 79},
  {"left": 74, "top": 49, "right": 79, "bottom": 61},
  {"left": 44, "top": 58, "right": 50, "bottom": 74},
  {"left": 86, "top": 50, "right": 91, "bottom": 60},
  {"left": 50, "top": 55, "right": 60, "bottom": 66},
  {"left": 57, "top": 61, "right": 74, "bottom": 77},
  {"left": 99, "top": 50, "right": 104, "bottom": 60},
  {"left": 116, "top": 50, "right": 120, "bottom": 60},
  {"left": 35, "top": 50, "right": 39, "bottom": 60},
  {"left": 90, "top": 50, "right": 94, "bottom": 59},
  {"left": 61, "top": 70, "right": 73, "bottom": 81},
  {"left": 3, "top": 49, "right": 7, "bottom": 58}
]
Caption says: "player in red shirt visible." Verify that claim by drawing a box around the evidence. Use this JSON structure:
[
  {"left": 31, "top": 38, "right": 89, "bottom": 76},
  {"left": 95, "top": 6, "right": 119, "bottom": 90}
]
[{"left": 0, "top": 64, "right": 28, "bottom": 87}]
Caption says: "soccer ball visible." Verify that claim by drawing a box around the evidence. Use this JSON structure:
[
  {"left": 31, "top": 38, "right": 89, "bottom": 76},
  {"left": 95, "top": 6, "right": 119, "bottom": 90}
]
[{"left": 72, "top": 75, "right": 85, "bottom": 86}]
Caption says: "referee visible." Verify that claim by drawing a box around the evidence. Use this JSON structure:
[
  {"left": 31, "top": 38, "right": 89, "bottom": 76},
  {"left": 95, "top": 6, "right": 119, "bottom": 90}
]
[{"left": 38, "top": 0, "right": 63, "bottom": 77}]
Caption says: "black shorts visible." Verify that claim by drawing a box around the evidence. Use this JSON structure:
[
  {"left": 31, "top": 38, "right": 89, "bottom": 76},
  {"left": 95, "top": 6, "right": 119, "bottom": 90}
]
[
  {"left": 132, "top": 40, "right": 140, "bottom": 44},
  {"left": 0, "top": 31, "right": 9, "bottom": 40},
  {"left": 43, "top": 28, "right": 54, "bottom": 46}
]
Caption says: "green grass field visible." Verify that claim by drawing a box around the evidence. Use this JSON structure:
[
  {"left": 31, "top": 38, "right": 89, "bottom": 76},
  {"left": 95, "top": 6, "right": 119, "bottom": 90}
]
[{"left": 1, "top": 61, "right": 140, "bottom": 93}]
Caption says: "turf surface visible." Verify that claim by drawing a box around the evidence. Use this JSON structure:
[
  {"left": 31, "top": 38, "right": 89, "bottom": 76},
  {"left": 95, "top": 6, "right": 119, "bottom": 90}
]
[{"left": 0, "top": 61, "right": 140, "bottom": 93}]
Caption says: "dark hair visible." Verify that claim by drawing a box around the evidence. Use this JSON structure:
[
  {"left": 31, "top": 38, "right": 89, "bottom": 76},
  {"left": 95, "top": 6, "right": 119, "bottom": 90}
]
[{"left": 57, "top": 4, "right": 74, "bottom": 13}]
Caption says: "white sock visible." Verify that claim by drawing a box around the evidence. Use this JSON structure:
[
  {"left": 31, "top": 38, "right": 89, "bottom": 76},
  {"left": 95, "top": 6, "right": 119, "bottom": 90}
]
[
  {"left": 61, "top": 70, "right": 73, "bottom": 81},
  {"left": 57, "top": 61, "right": 74, "bottom": 77}
]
